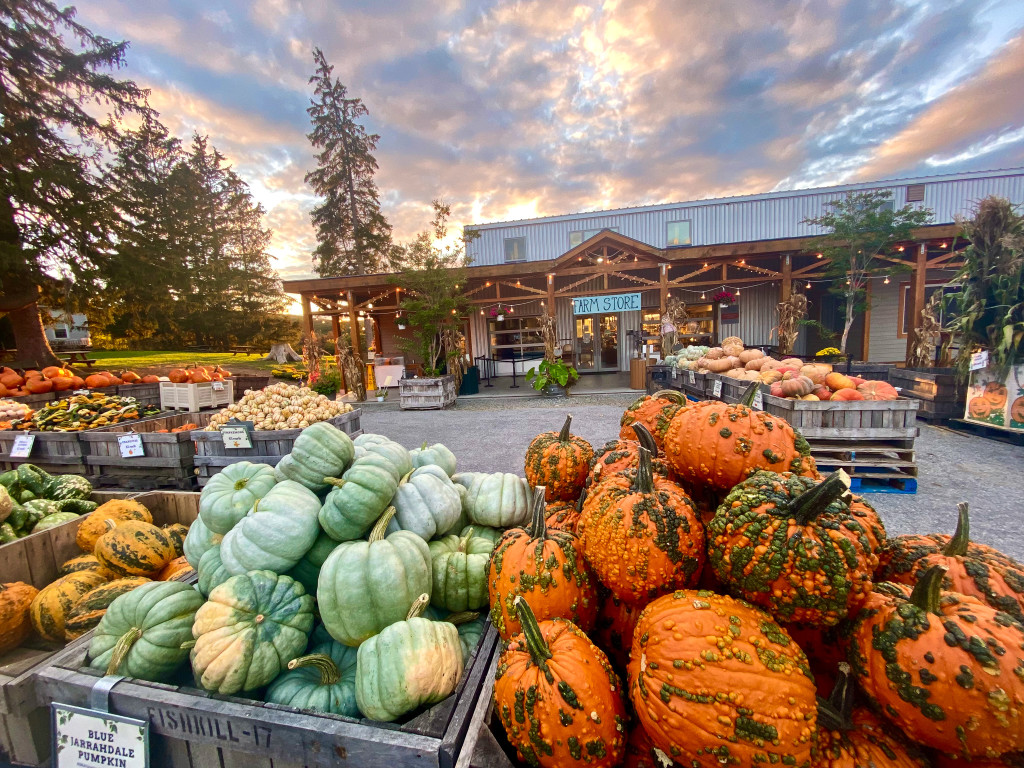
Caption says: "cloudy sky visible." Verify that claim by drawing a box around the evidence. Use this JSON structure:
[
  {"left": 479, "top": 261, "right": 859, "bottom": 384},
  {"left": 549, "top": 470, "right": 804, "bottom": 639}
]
[{"left": 73, "top": 0, "right": 1024, "bottom": 283}]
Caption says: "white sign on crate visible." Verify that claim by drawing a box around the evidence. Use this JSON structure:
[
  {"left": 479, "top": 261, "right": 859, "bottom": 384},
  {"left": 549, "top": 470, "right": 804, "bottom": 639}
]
[
  {"left": 211, "top": 380, "right": 225, "bottom": 391},
  {"left": 52, "top": 703, "right": 148, "bottom": 768},
  {"left": 688, "top": 370, "right": 695, "bottom": 385},
  {"left": 222, "top": 418, "right": 255, "bottom": 449},
  {"left": 752, "top": 389, "right": 764, "bottom": 410},
  {"left": 10, "top": 434, "right": 34, "bottom": 458},
  {"left": 712, "top": 379, "right": 722, "bottom": 398},
  {"left": 117, "top": 433, "right": 145, "bottom": 458},
  {"left": 970, "top": 350, "right": 989, "bottom": 371}
]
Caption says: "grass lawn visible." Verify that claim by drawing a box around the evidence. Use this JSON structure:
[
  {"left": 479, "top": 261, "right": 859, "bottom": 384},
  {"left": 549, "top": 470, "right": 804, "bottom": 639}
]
[{"left": 87, "top": 350, "right": 283, "bottom": 375}]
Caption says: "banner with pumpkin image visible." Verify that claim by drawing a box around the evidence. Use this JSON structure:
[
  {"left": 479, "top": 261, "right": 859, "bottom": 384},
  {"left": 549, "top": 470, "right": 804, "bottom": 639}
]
[{"left": 964, "top": 365, "right": 1024, "bottom": 431}]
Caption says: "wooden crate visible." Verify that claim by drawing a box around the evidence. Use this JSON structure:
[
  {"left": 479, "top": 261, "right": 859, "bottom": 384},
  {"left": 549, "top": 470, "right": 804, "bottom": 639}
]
[
  {"left": 889, "top": 367, "right": 966, "bottom": 421},
  {"left": 715, "top": 375, "right": 767, "bottom": 404},
  {"left": 117, "top": 382, "right": 161, "bottom": 407},
  {"left": 762, "top": 394, "right": 920, "bottom": 441},
  {"left": 4, "top": 392, "right": 55, "bottom": 409},
  {"left": 231, "top": 375, "right": 271, "bottom": 400},
  {"left": 677, "top": 369, "right": 715, "bottom": 401},
  {"left": 192, "top": 410, "right": 362, "bottom": 486},
  {"left": 33, "top": 620, "right": 499, "bottom": 768},
  {"left": 79, "top": 413, "right": 213, "bottom": 490},
  {"left": 0, "top": 491, "right": 199, "bottom": 766},
  {"left": 645, "top": 365, "right": 673, "bottom": 395},
  {"left": 0, "top": 432, "right": 86, "bottom": 476},
  {"left": 159, "top": 380, "right": 235, "bottom": 411},
  {"left": 400, "top": 376, "right": 456, "bottom": 410}
]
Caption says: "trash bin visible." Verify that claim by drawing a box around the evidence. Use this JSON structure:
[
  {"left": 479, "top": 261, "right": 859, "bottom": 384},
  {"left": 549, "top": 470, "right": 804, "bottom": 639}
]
[{"left": 459, "top": 365, "right": 480, "bottom": 396}]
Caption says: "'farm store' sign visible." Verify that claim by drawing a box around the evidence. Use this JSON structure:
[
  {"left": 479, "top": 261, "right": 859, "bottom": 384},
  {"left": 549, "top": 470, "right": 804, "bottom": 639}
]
[{"left": 572, "top": 293, "right": 641, "bottom": 315}]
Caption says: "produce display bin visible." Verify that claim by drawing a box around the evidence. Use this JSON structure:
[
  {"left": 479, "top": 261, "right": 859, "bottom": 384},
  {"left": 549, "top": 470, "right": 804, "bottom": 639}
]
[
  {"left": 677, "top": 369, "right": 716, "bottom": 401},
  {"left": 159, "top": 380, "right": 234, "bottom": 412},
  {"left": 117, "top": 382, "right": 161, "bottom": 407},
  {"left": 33, "top": 619, "right": 500, "bottom": 768},
  {"left": 889, "top": 367, "right": 966, "bottom": 421},
  {"left": 191, "top": 410, "right": 362, "bottom": 486},
  {"left": 400, "top": 375, "right": 456, "bottom": 410},
  {"left": 761, "top": 393, "right": 920, "bottom": 441},
  {"left": 80, "top": 412, "right": 214, "bottom": 490},
  {"left": 4, "top": 393, "right": 56, "bottom": 409},
  {"left": 0, "top": 490, "right": 199, "bottom": 766},
  {"left": 714, "top": 375, "right": 768, "bottom": 404},
  {"left": 0, "top": 432, "right": 87, "bottom": 476},
  {"left": 645, "top": 365, "right": 673, "bottom": 395},
  {"left": 231, "top": 375, "right": 271, "bottom": 400}
]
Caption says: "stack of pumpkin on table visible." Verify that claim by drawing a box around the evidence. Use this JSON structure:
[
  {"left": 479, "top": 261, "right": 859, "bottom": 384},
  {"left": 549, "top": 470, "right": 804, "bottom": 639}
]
[
  {"left": 202, "top": 381, "right": 353, "bottom": 431},
  {"left": 489, "top": 394, "right": 1024, "bottom": 767},
  {"left": 0, "top": 465, "right": 99, "bottom": 542},
  {"left": 0, "top": 497, "right": 192, "bottom": 656},
  {"left": 663, "top": 336, "right": 899, "bottom": 401},
  {"left": 0, "top": 366, "right": 160, "bottom": 399},
  {"left": 166, "top": 364, "right": 232, "bottom": 384},
  {"left": 68, "top": 423, "right": 528, "bottom": 725}
]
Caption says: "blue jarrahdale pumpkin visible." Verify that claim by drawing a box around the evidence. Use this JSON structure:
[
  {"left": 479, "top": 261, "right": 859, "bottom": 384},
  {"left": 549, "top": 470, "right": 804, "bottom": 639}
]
[
  {"left": 353, "top": 434, "right": 413, "bottom": 477},
  {"left": 199, "top": 461, "right": 278, "bottom": 534},
  {"left": 453, "top": 472, "right": 531, "bottom": 528},
  {"left": 410, "top": 442, "right": 457, "bottom": 476},
  {"left": 275, "top": 422, "right": 355, "bottom": 493},
  {"left": 265, "top": 639, "right": 359, "bottom": 717},
  {"left": 318, "top": 453, "right": 400, "bottom": 542},
  {"left": 389, "top": 465, "right": 463, "bottom": 541},
  {"left": 182, "top": 516, "right": 222, "bottom": 570}
]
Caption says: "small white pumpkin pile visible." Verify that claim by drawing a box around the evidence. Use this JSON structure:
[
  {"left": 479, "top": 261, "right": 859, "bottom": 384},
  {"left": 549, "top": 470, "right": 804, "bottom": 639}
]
[
  {"left": 0, "top": 399, "right": 32, "bottom": 422},
  {"left": 204, "top": 382, "right": 352, "bottom": 431}
]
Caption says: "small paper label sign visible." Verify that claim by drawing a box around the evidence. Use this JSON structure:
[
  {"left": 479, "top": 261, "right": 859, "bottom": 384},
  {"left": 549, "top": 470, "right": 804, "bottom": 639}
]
[
  {"left": 53, "top": 703, "right": 147, "bottom": 768},
  {"left": 10, "top": 434, "right": 34, "bottom": 458},
  {"left": 222, "top": 419, "right": 255, "bottom": 450},
  {"left": 211, "top": 380, "right": 225, "bottom": 391},
  {"left": 970, "top": 350, "right": 989, "bottom": 371},
  {"left": 752, "top": 389, "right": 764, "bottom": 410},
  {"left": 117, "top": 433, "right": 144, "bottom": 458},
  {"left": 712, "top": 379, "right": 722, "bottom": 398},
  {"left": 688, "top": 370, "right": 695, "bottom": 385}
]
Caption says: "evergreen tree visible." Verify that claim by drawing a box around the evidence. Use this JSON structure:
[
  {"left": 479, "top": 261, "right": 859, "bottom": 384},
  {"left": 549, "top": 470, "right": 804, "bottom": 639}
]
[
  {"left": 0, "top": 0, "right": 149, "bottom": 364},
  {"left": 305, "top": 48, "right": 394, "bottom": 276}
]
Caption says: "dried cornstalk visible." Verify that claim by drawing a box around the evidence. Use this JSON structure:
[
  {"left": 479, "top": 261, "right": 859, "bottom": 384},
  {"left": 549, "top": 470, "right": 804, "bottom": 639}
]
[
  {"left": 661, "top": 298, "right": 688, "bottom": 355},
  {"left": 338, "top": 344, "right": 365, "bottom": 401},
  {"left": 777, "top": 292, "right": 808, "bottom": 355},
  {"left": 302, "top": 331, "right": 324, "bottom": 383},
  {"left": 440, "top": 328, "right": 467, "bottom": 391},
  {"left": 907, "top": 292, "right": 941, "bottom": 368},
  {"left": 541, "top": 313, "right": 558, "bottom": 362}
]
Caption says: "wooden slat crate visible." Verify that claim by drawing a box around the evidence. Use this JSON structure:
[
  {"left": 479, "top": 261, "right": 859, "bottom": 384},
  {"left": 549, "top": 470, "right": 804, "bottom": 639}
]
[
  {"left": 0, "top": 491, "right": 199, "bottom": 766},
  {"left": 889, "top": 367, "right": 966, "bottom": 421},
  {"left": 0, "top": 432, "right": 86, "bottom": 476},
  {"left": 762, "top": 394, "right": 920, "bottom": 441},
  {"left": 400, "top": 376, "right": 457, "bottom": 410},
  {"left": 192, "top": 410, "right": 362, "bottom": 486},
  {"left": 4, "top": 393, "right": 56, "bottom": 409},
  {"left": 80, "top": 413, "right": 213, "bottom": 490},
  {"left": 645, "top": 365, "right": 673, "bottom": 395},
  {"left": 33, "top": 620, "right": 499, "bottom": 768},
  {"left": 159, "top": 380, "right": 235, "bottom": 411},
  {"left": 715, "top": 375, "right": 767, "bottom": 404},
  {"left": 117, "top": 382, "right": 161, "bottom": 406},
  {"left": 231, "top": 375, "right": 271, "bottom": 400},
  {"left": 676, "top": 369, "right": 715, "bottom": 401}
]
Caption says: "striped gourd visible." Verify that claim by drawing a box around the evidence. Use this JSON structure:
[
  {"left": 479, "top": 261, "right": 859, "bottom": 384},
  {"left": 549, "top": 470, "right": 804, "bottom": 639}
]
[
  {"left": 64, "top": 578, "right": 150, "bottom": 640},
  {"left": 94, "top": 521, "right": 176, "bottom": 578},
  {"left": 59, "top": 554, "right": 113, "bottom": 580},
  {"left": 30, "top": 571, "right": 108, "bottom": 643},
  {"left": 77, "top": 500, "right": 152, "bottom": 553}
]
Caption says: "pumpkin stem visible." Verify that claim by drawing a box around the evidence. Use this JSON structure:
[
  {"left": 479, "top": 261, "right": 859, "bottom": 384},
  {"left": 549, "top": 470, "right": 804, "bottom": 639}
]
[
  {"left": 787, "top": 470, "right": 851, "bottom": 525},
  {"left": 406, "top": 593, "right": 430, "bottom": 620},
  {"left": 420, "top": 441, "right": 428, "bottom": 450},
  {"left": 180, "top": 640, "right": 196, "bottom": 650},
  {"left": 445, "top": 611, "right": 479, "bottom": 626},
  {"left": 909, "top": 565, "right": 946, "bottom": 614},
  {"left": 576, "top": 486, "right": 586, "bottom": 513},
  {"left": 399, "top": 469, "right": 414, "bottom": 487},
  {"left": 740, "top": 381, "right": 760, "bottom": 407},
  {"left": 816, "top": 662, "right": 854, "bottom": 731},
  {"left": 633, "top": 447, "right": 655, "bottom": 495},
  {"left": 632, "top": 423, "right": 658, "bottom": 455},
  {"left": 324, "top": 477, "right": 346, "bottom": 489},
  {"left": 106, "top": 627, "right": 142, "bottom": 676},
  {"left": 513, "top": 596, "right": 552, "bottom": 670},
  {"left": 457, "top": 527, "right": 474, "bottom": 554},
  {"left": 527, "top": 486, "right": 549, "bottom": 540},
  {"left": 558, "top": 414, "right": 572, "bottom": 442},
  {"left": 287, "top": 654, "right": 341, "bottom": 686},
  {"left": 943, "top": 503, "right": 971, "bottom": 557},
  {"left": 369, "top": 507, "right": 397, "bottom": 542},
  {"left": 652, "top": 389, "right": 685, "bottom": 405}
]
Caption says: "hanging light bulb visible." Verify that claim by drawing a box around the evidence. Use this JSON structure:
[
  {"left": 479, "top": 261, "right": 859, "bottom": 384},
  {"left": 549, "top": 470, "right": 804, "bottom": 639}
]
[
  {"left": 897, "top": 246, "right": 905, "bottom": 252},
  {"left": 367, "top": 303, "right": 373, "bottom": 309},
  {"left": 884, "top": 276, "right": 890, "bottom": 284},
  {"left": 735, "top": 289, "right": 741, "bottom": 295},
  {"left": 596, "top": 257, "right": 603, "bottom": 263},
  {"left": 509, "top": 307, "right": 514, "bottom": 313},
  {"left": 485, "top": 281, "right": 491, "bottom": 287},
  {"left": 700, "top": 292, "right": 706, "bottom": 299},
  {"left": 479, "top": 310, "right": 484, "bottom": 315},
  {"left": 805, "top": 282, "right": 811, "bottom": 289},
  {"left": 940, "top": 242, "right": 948, "bottom": 248},
  {"left": 451, "top": 309, "right": 456, "bottom": 315},
  {"left": 816, "top": 253, "right": 823, "bottom": 259}
]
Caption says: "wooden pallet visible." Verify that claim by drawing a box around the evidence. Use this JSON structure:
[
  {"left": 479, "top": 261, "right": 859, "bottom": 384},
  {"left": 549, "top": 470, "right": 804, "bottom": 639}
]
[{"left": 945, "top": 419, "right": 1024, "bottom": 446}]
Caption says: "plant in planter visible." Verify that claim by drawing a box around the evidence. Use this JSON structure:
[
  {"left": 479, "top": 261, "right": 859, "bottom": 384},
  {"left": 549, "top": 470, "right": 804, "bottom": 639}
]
[
  {"left": 310, "top": 369, "right": 342, "bottom": 397},
  {"left": 526, "top": 358, "right": 579, "bottom": 394},
  {"left": 712, "top": 290, "right": 735, "bottom": 307}
]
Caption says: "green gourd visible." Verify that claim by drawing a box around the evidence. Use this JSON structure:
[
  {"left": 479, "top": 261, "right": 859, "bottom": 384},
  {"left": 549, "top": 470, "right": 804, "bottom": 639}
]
[
  {"left": 87, "top": 581, "right": 204, "bottom": 682},
  {"left": 355, "top": 595, "right": 463, "bottom": 722},
  {"left": 409, "top": 442, "right": 457, "bottom": 477},
  {"left": 196, "top": 545, "right": 232, "bottom": 598},
  {"left": 199, "top": 461, "right": 278, "bottom": 534},
  {"left": 388, "top": 466, "right": 462, "bottom": 541},
  {"left": 45, "top": 474, "right": 93, "bottom": 501},
  {"left": 182, "top": 515, "right": 222, "bottom": 570},
  {"left": 32, "top": 512, "right": 80, "bottom": 532},
  {"left": 16, "top": 465, "right": 51, "bottom": 497},
  {"left": 219, "top": 480, "right": 321, "bottom": 576},
  {"left": 53, "top": 498, "right": 98, "bottom": 515},
  {"left": 318, "top": 453, "right": 400, "bottom": 542},
  {"left": 191, "top": 571, "right": 314, "bottom": 695},
  {"left": 275, "top": 422, "right": 355, "bottom": 493},
  {"left": 317, "top": 508, "right": 431, "bottom": 647},
  {"left": 427, "top": 528, "right": 495, "bottom": 612},
  {"left": 452, "top": 472, "right": 531, "bottom": 528},
  {"left": 352, "top": 434, "right": 412, "bottom": 477},
  {"left": 286, "top": 531, "right": 337, "bottom": 595},
  {"left": 265, "top": 640, "right": 359, "bottom": 717}
]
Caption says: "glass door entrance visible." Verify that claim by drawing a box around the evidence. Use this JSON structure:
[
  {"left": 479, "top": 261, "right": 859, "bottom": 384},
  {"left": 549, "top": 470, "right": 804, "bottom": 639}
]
[{"left": 575, "top": 314, "right": 619, "bottom": 372}]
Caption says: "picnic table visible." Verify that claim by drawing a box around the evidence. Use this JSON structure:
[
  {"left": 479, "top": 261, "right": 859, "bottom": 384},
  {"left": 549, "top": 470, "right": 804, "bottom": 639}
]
[
  {"left": 186, "top": 344, "right": 214, "bottom": 352},
  {"left": 59, "top": 350, "right": 96, "bottom": 368},
  {"left": 230, "top": 346, "right": 259, "bottom": 356}
]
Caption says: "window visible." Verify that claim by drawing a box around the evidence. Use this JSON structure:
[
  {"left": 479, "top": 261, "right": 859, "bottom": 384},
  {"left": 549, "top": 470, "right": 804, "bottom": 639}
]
[
  {"left": 488, "top": 316, "right": 545, "bottom": 360},
  {"left": 641, "top": 311, "right": 661, "bottom": 355},
  {"left": 897, "top": 281, "right": 959, "bottom": 337},
  {"left": 504, "top": 237, "right": 527, "bottom": 263},
  {"left": 906, "top": 184, "right": 925, "bottom": 203},
  {"left": 569, "top": 227, "right": 619, "bottom": 248},
  {"left": 666, "top": 221, "right": 691, "bottom": 246},
  {"left": 53, "top": 327, "right": 68, "bottom": 339}
]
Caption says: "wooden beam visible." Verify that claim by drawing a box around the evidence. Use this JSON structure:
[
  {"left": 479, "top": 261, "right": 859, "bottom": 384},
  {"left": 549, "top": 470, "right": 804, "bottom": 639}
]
[
  {"left": 905, "top": 244, "right": 927, "bottom": 363},
  {"left": 658, "top": 265, "right": 667, "bottom": 313},
  {"left": 792, "top": 258, "right": 830, "bottom": 276},
  {"left": 781, "top": 254, "right": 792, "bottom": 303},
  {"left": 861, "top": 278, "right": 872, "bottom": 362},
  {"left": 546, "top": 274, "right": 555, "bottom": 317}
]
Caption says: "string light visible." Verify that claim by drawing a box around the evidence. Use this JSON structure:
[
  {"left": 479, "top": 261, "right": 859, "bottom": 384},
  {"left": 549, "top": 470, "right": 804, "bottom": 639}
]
[
  {"left": 884, "top": 276, "right": 890, "bottom": 284},
  {"left": 806, "top": 282, "right": 811, "bottom": 289},
  {"left": 367, "top": 303, "right": 373, "bottom": 309},
  {"left": 596, "top": 257, "right": 603, "bottom": 263},
  {"left": 485, "top": 281, "right": 491, "bottom": 287},
  {"left": 700, "top": 292, "right": 706, "bottom": 299},
  {"left": 897, "top": 246, "right": 905, "bottom": 252},
  {"left": 940, "top": 242, "right": 948, "bottom": 248},
  {"left": 816, "top": 253, "right": 823, "bottom": 259}
]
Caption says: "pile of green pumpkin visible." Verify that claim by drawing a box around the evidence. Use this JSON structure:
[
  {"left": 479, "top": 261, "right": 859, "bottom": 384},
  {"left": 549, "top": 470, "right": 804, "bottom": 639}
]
[
  {"left": 0, "top": 465, "right": 97, "bottom": 543},
  {"left": 83, "top": 425, "right": 531, "bottom": 723}
]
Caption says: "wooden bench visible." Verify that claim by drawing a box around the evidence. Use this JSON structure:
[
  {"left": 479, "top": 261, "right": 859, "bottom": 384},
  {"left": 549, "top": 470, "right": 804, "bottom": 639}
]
[
  {"left": 229, "top": 346, "right": 258, "bottom": 356},
  {"left": 186, "top": 344, "right": 214, "bottom": 352},
  {"left": 59, "top": 351, "right": 97, "bottom": 368},
  {"left": 2, "top": 359, "right": 40, "bottom": 373}
]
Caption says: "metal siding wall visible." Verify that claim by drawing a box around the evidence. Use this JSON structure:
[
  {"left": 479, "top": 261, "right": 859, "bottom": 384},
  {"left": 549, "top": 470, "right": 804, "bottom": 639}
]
[
  {"left": 466, "top": 172, "right": 1024, "bottom": 263},
  {"left": 556, "top": 298, "right": 575, "bottom": 351},
  {"left": 868, "top": 278, "right": 904, "bottom": 363},
  {"left": 725, "top": 283, "right": 777, "bottom": 346}
]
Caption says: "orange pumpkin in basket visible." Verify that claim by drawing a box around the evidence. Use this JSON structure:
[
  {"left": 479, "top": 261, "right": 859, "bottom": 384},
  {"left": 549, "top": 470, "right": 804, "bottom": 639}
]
[
  {"left": 189, "top": 368, "right": 212, "bottom": 384},
  {"left": 968, "top": 397, "right": 992, "bottom": 419},
  {"left": 141, "top": 375, "right": 160, "bottom": 384},
  {"left": 24, "top": 377, "right": 53, "bottom": 394},
  {"left": 120, "top": 371, "right": 141, "bottom": 384},
  {"left": 0, "top": 372, "right": 23, "bottom": 389},
  {"left": 168, "top": 368, "right": 189, "bottom": 383},
  {"left": 70, "top": 375, "right": 85, "bottom": 388},
  {"left": 49, "top": 376, "right": 73, "bottom": 391},
  {"left": 156, "top": 556, "right": 194, "bottom": 581},
  {"left": 824, "top": 372, "right": 855, "bottom": 391},
  {"left": 84, "top": 374, "right": 110, "bottom": 388},
  {"left": 830, "top": 388, "right": 864, "bottom": 401},
  {"left": 985, "top": 381, "right": 1008, "bottom": 407},
  {"left": 0, "top": 582, "right": 40, "bottom": 653}
]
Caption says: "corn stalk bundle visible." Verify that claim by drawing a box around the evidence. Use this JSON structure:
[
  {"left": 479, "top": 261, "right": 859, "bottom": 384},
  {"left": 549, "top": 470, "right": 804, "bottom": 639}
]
[
  {"left": 776, "top": 292, "right": 808, "bottom": 355},
  {"left": 661, "top": 298, "right": 688, "bottom": 355},
  {"left": 541, "top": 314, "right": 558, "bottom": 362},
  {"left": 302, "top": 331, "right": 324, "bottom": 383},
  {"left": 908, "top": 292, "right": 941, "bottom": 368},
  {"left": 440, "top": 328, "right": 467, "bottom": 391},
  {"left": 338, "top": 344, "right": 365, "bottom": 401}
]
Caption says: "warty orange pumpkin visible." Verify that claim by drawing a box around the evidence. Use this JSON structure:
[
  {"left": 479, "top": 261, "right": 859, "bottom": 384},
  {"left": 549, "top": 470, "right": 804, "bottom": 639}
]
[
  {"left": 0, "top": 582, "right": 40, "bottom": 653},
  {"left": 524, "top": 415, "right": 594, "bottom": 503},
  {"left": 618, "top": 389, "right": 686, "bottom": 450},
  {"left": 587, "top": 424, "right": 670, "bottom": 490}
]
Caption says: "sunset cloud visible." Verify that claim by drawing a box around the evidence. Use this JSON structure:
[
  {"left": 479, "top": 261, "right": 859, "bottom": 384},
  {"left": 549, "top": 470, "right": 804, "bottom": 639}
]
[{"left": 71, "top": 0, "right": 1024, "bottom": 286}]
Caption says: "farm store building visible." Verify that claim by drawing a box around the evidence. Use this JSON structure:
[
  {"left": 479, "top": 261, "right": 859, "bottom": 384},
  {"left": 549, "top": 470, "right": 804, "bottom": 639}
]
[{"left": 284, "top": 167, "right": 1024, "bottom": 377}]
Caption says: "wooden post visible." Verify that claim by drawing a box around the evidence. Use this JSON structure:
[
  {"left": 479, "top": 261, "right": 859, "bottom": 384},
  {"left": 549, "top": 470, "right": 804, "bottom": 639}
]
[
  {"left": 547, "top": 274, "right": 555, "bottom": 317},
  {"left": 905, "top": 243, "right": 927, "bottom": 362},
  {"left": 331, "top": 314, "right": 341, "bottom": 368},
  {"left": 659, "top": 264, "right": 668, "bottom": 313},
  {"left": 721, "top": 263, "right": 727, "bottom": 283},
  {"left": 781, "top": 254, "right": 792, "bottom": 302},
  {"left": 301, "top": 295, "right": 313, "bottom": 337},
  {"left": 347, "top": 291, "right": 362, "bottom": 360},
  {"left": 861, "top": 278, "right": 872, "bottom": 362}
]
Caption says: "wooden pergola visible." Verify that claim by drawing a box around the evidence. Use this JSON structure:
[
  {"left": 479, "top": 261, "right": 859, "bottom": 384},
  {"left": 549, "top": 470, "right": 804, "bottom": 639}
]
[{"left": 282, "top": 224, "right": 963, "bottom": 364}]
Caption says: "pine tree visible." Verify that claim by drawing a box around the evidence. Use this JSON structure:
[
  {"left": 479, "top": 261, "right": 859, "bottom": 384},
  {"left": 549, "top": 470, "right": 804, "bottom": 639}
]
[
  {"left": 305, "top": 48, "right": 394, "bottom": 276},
  {"left": 0, "top": 0, "right": 149, "bottom": 364}
]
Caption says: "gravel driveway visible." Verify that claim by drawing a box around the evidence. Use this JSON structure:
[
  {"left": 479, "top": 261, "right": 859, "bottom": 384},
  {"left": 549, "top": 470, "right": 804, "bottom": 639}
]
[{"left": 357, "top": 395, "right": 1024, "bottom": 561}]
